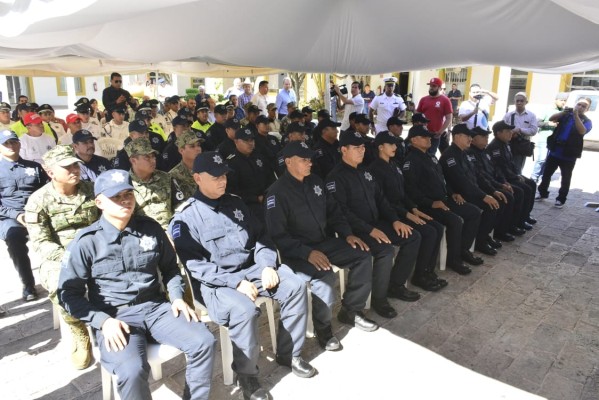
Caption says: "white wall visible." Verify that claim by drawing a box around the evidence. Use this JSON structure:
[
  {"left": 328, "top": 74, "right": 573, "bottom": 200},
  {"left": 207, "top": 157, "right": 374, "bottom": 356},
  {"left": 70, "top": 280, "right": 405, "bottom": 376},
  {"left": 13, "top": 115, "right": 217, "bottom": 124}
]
[
  {"left": 528, "top": 72, "right": 562, "bottom": 115},
  {"left": 493, "top": 66, "right": 512, "bottom": 122},
  {"left": 31, "top": 76, "right": 107, "bottom": 109},
  {"left": 411, "top": 70, "right": 438, "bottom": 104}
]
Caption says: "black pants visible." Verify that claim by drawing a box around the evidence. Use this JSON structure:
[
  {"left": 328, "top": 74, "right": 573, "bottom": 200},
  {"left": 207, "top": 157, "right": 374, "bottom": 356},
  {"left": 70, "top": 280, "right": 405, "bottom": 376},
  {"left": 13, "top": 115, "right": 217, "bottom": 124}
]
[
  {"left": 495, "top": 190, "right": 516, "bottom": 236},
  {"left": 358, "top": 221, "right": 421, "bottom": 300},
  {"left": 538, "top": 155, "right": 576, "bottom": 203},
  {"left": 464, "top": 196, "right": 498, "bottom": 247},
  {"left": 421, "top": 199, "right": 481, "bottom": 267},
  {"left": 509, "top": 177, "right": 536, "bottom": 222},
  {"left": 405, "top": 219, "right": 444, "bottom": 276},
  {"left": 0, "top": 219, "right": 35, "bottom": 290}
]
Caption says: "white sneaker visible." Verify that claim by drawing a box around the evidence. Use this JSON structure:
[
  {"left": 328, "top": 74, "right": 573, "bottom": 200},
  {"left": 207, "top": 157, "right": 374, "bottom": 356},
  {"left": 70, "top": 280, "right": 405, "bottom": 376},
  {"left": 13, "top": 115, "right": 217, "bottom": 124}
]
[
  {"left": 535, "top": 194, "right": 546, "bottom": 201},
  {"left": 554, "top": 200, "right": 564, "bottom": 208}
]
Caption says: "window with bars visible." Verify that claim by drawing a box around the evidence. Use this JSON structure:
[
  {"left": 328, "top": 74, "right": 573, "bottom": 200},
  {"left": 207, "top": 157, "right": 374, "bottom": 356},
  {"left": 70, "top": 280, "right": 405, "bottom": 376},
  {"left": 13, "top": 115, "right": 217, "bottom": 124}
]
[
  {"left": 571, "top": 70, "right": 599, "bottom": 91},
  {"left": 56, "top": 77, "right": 85, "bottom": 96}
]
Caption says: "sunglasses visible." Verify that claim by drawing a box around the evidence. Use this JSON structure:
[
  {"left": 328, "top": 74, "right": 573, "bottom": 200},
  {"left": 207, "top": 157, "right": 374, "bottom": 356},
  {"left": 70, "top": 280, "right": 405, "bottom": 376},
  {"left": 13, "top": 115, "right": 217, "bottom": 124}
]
[{"left": 114, "top": 80, "right": 122, "bottom": 83}]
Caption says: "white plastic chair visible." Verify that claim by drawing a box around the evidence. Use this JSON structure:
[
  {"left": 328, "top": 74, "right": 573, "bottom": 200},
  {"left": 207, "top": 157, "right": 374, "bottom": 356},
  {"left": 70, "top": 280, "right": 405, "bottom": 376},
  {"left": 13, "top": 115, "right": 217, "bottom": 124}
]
[
  {"left": 184, "top": 273, "right": 277, "bottom": 386},
  {"left": 96, "top": 137, "right": 121, "bottom": 160},
  {"left": 53, "top": 303, "right": 60, "bottom": 330},
  {"left": 438, "top": 227, "right": 447, "bottom": 271}
]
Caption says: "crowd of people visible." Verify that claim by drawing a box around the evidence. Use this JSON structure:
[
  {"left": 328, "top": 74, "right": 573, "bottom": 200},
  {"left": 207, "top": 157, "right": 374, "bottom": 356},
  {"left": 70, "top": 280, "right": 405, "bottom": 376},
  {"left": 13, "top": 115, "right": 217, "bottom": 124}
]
[{"left": 0, "top": 72, "right": 592, "bottom": 400}]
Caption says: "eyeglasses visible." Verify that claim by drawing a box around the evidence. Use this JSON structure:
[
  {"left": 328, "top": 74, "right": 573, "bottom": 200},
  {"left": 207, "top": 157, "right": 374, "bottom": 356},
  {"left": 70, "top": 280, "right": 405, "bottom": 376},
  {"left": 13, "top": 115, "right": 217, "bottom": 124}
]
[{"left": 114, "top": 80, "right": 122, "bottom": 83}]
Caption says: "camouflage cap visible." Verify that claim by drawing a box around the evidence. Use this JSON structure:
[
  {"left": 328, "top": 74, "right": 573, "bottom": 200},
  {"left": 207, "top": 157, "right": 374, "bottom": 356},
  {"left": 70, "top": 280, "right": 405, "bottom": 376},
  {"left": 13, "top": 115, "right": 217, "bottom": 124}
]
[
  {"left": 43, "top": 145, "right": 82, "bottom": 168},
  {"left": 125, "top": 138, "right": 159, "bottom": 157},
  {"left": 176, "top": 130, "right": 202, "bottom": 148}
]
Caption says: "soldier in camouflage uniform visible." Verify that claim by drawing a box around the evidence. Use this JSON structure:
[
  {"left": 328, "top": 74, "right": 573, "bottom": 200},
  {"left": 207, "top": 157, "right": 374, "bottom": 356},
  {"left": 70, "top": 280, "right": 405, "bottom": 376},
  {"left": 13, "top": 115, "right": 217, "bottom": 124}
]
[
  {"left": 168, "top": 131, "right": 202, "bottom": 200},
  {"left": 24, "top": 145, "right": 99, "bottom": 369},
  {"left": 126, "top": 138, "right": 184, "bottom": 230}
]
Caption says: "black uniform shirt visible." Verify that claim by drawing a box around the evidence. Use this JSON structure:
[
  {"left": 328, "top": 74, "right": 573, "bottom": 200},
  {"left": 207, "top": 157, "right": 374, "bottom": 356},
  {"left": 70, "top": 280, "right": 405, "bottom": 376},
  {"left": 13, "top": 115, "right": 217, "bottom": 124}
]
[
  {"left": 466, "top": 146, "right": 506, "bottom": 186},
  {"left": 368, "top": 157, "right": 417, "bottom": 218},
  {"left": 254, "top": 133, "right": 282, "bottom": 171},
  {"left": 205, "top": 122, "right": 227, "bottom": 151},
  {"left": 312, "top": 138, "right": 340, "bottom": 180},
  {"left": 265, "top": 171, "right": 352, "bottom": 260},
  {"left": 440, "top": 143, "right": 488, "bottom": 200},
  {"left": 325, "top": 161, "right": 399, "bottom": 235},
  {"left": 486, "top": 138, "right": 520, "bottom": 182},
  {"left": 402, "top": 148, "right": 450, "bottom": 208},
  {"left": 78, "top": 154, "right": 112, "bottom": 182},
  {"left": 226, "top": 150, "right": 275, "bottom": 206}
]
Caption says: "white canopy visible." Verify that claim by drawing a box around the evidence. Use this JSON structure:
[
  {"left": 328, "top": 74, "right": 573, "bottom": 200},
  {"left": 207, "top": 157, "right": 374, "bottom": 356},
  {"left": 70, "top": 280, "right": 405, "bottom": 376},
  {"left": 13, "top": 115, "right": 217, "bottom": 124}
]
[{"left": 0, "top": 0, "right": 598, "bottom": 77}]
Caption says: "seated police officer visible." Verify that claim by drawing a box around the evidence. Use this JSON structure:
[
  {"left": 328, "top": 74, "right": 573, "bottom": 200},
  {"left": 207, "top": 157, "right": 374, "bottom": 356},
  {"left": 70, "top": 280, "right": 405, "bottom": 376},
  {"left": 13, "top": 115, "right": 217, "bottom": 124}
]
[
  {"left": 368, "top": 131, "right": 446, "bottom": 291},
  {"left": 486, "top": 121, "right": 537, "bottom": 232},
  {"left": 312, "top": 118, "right": 342, "bottom": 180},
  {"left": 265, "top": 141, "right": 375, "bottom": 348},
  {"left": 58, "top": 170, "right": 215, "bottom": 400},
  {"left": 439, "top": 124, "right": 500, "bottom": 256},
  {"left": 71, "top": 129, "right": 112, "bottom": 182},
  {"left": 466, "top": 127, "right": 519, "bottom": 242},
  {"left": 170, "top": 152, "right": 315, "bottom": 400},
  {"left": 326, "top": 131, "right": 422, "bottom": 313},
  {"left": 402, "top": 126, "right": 482, "bottom": 275}
]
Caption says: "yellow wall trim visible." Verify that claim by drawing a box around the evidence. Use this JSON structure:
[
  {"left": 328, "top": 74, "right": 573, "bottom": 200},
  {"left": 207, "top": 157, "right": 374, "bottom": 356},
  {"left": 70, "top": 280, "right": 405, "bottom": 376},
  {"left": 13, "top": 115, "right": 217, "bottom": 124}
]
[
  {"left": 525, "top": 71, "right": 533, "bottom": 99},
  {"left": 559, "top": 74, "right": 572, "bottom": 92},
  {"left": 27, "top": 77, "right": 35, "bottom": 103},
  {"left": 465, "top": 67, "right": 473, "bottom": 95},
  {"left": 490, "top": 66, "right": 501, "bottom": 119},
  {"left": 56, "top": 77, "right": 85, "bottom": 97}
]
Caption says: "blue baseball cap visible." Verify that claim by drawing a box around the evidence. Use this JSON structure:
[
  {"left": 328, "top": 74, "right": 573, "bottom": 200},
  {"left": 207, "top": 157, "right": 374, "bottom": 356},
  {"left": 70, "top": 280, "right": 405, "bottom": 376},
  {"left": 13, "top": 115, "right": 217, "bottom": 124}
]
[
  {"left": 72, "top": 129, "right": 97, "bottom": 143},
  {"left": 94, "top": 169, "right": 135, "bottom": 198},
  {"left": 192, "top": 151, "right": 232, "bottom": 176},
  {"left": 0, "top": 129, "right": 19, "bottom": 145}
]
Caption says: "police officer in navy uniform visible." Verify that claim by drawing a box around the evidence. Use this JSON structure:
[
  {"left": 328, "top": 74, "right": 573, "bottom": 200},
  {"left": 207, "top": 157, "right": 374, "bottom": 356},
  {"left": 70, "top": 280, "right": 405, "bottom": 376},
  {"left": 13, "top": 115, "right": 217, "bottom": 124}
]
[
  {"left": 169, "top": 152, "right": 315, "bottom": 400},
  {"left": 217, "top": 118, "right": 240, "bottom": 159},
  {"left": 466, "top": 127, "right": 519, "bottom": 242},
  {"left": 312, "top": 118, "right": 342, "bottom": 180},
  {"left": 204, "top": 104, "right": 228, "bottom": 150},
  {"left": 71, "top": 130, "right": 112, "bottom": 182},
  {"left": 439, "top": 124, "right": 501, "bottom": 256},
  {"left": 254, "top": 115, "right": 282, "bottom": 172},
  {"left": 402, "top": 125, "right": 482, "bottom": 275},
  {"left": 275, "top": 122, "right": 312, "bottom": 176},
  {"left": 386, "top": 116, "right": 408, "bottom": 165},
  {"left": 265, "top": 141, "right": 377, "bottom": 345},
  {"left": 226, "top": 127, "right": 276, "bottom": 222},
  {"left": 486, "top": 121, "right": 537, "bottom": 231},
  {"left": 58, "top": 169, "right": 216, "bottom": 400},
  {"left": 326, "top": 131, "right": 422, "bottom": 313},
  {"left": 0, "top": 130, "right": 48, "bottom": 300},
  {"left": 368, "top": 131, "right": 446, "bottom": 291},
  {"left": 161, "top": 116, "right": 193, "bottom": 172},
  {"left": 353, "top": 114, "right": 377, "bottom": 167}
]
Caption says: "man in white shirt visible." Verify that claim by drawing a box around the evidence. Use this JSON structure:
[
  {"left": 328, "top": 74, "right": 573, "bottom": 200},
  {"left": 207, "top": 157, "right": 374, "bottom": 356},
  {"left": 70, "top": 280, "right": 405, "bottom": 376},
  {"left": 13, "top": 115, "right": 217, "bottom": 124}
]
[
  {"left": 335, "top": 81, "right": 365, "bottom": 131},
  {"left": 458, "top": 84, "right": 499, "bottom": 130},
  {"left": 369, "top": 77, "right": 406, "bottom": 134},
  {"left": 19, "top": 113, "right": 56, "bottom": 164},
  {"left": 251, "top": 80, "right": 270, "bottom": 117},
  {"left": 503, "top": 92, "right": 538, "bottom": 174},
  {"left": 103, "top": 107, "right": 130, "bottom": 144}
]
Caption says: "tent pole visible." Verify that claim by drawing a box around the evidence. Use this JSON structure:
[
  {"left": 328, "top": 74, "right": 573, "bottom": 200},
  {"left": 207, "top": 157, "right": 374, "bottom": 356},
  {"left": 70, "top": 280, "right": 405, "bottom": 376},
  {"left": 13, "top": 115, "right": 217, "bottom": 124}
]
[
  {"left": 324, "top": 73, "right": 331, "bottom": 113},
  {"left": 66, "top": 77, "right": 76, "bottom": 110}
]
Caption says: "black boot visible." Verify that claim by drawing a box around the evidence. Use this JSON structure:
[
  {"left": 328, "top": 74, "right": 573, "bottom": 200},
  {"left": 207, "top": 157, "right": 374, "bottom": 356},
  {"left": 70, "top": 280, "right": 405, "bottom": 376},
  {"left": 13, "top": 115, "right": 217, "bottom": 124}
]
[{"left": 237, "top": 376, "right": 272, "bottom": 400}]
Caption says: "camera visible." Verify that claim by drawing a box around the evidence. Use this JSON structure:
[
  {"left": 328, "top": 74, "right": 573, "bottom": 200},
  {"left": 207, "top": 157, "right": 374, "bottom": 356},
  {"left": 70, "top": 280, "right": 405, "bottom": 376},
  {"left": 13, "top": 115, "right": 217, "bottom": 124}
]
[
  {"left": 473, "top": 94, "right": 484, "bottom": 100},
  {"left": 563, "top": 107, "right": 573, "bottom": 113},
  {"left": 331, "top": 84, "right": 348, "bottom": 97}
]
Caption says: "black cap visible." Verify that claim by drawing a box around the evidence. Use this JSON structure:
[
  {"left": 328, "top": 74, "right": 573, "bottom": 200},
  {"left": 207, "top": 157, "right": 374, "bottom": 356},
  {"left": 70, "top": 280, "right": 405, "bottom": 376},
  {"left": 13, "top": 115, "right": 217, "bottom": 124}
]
[
  {"left": 225, "top": 118, "right": 241, "bottom": 130},
  {"left": 178, "top": 107, "right": 192, "bottom": 118},
  {"left": 386, "top": 116, "right": 407, "bottom": 127},
  {"left": 255, "top": 115, "right": 269, "bottom": 125},
  {"left": 74, "top": 97, "right": 90, "bottom": 108},
  {"left": 348, "top": 112, "right": 358, "bottom": 122},
  {"left": 286, "top": 122, "right": 306, "bottom": 135},
  {"left": 16, "top": 103, "right": 33, "bottom": 112},
  {"left": 94, "top": 170, "right": 134, "bottom": 198},
  {"left": 224, "top": 101, "right": 235, "bottom": 109},
  {"left": 374, "top": 130, "right": 399, "bottom": 147},
  {"left": 166, "top": 95, "right": 180, "bottom": 104},
  {"left": 214, "top": 104, "right": 227, "bottom": 115},
  {"left": 72, "top": 129, "right": 97, "bottom": 143},
  {"left": 451, "top": 123, "right": 473, "bottom": 136},
  {"left": 317, "top": 109, "right": 330, "bottom": 118},
  {"left": 196, "top": 100, "right": 209, "bottom": 112},
  {"left": 129, "top": 120, "right": 148, "bottom": 133},
  {"left": 172, "top": 116, "right": 189, "bottom": 127},
  {"left": 192, "top": 151, "right": 232, "bottom": 176},
  {"left": 320, "top": 119, "right": 342, "bottom": 129},
  {"left": 37, "top": 104, "right": 54, "bottom": 113},
  {"left": 0, "top": 102, "right": 11, "bottom": 112},
  {"left": 339, "top": 130, "right": 365, "bottom": 146},
  {"left": 76, "top": 104, "right": 91, "bottom": 113},
  {"left": 492, "top": 120, "right": 515, "bottom": 134},
  {"left": 406, "top": 125, "right": 434, "bottom": 140},
  {"left": 138, "top": 100, "right": 153, "bottom": 110},
  {"left": 149, "top": 99, "right": 160, "bottom": 106},
  {"left": 289, "top": 110, "right": 303, "bottom": 120},
  {"left": 301, "top": 106, "right": 315, "bottom": 114},
  {"left": 282, "top": 141, "right": 315, "bottom": 159},
  {"left": 235, "top": 127, "right": 255, "bottom": 140},
  {"left": 112, "top": 107, "right": 126, "bottom": 114},
  {"left": 471, "top": 126, "right": 491, "bottom": 137},
  {"left": 247, "top": 104, "right": 261, "bottom": 114},
  {"left": 135, "top": 109, "right": 151, "bottom": 120},
  {"left": 411, "top": 113, "right": 430, "bottom": 124},
  {"left": 354, "top": 113, "right": 371, "bottom": 125}
]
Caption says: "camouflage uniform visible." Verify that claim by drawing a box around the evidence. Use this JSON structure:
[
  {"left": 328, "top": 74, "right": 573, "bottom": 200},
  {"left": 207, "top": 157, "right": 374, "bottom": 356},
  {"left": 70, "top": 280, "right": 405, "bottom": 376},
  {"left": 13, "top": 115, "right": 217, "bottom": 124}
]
[
  {"left": 168, "top": 131, "right": 200, "bottom": 200},
  {"left": 126, "top": 138, "right": 184, "bottom": 229},
  {"left": 24, "top": 145, "right": 99, "bottom": 369}
]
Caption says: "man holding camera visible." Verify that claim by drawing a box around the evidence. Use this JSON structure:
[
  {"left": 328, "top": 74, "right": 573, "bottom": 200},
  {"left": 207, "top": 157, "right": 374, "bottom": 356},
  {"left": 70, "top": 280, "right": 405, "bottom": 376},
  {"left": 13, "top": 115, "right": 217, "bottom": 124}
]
[
  {"left": 503, "top": 92, "right": 538, "bottom": 174},
  {"left": 335, "top": 82, "right": 364, "bottom": 132},
  {"left": 458, "top": 84, "right": 499, "bottom": 130}
]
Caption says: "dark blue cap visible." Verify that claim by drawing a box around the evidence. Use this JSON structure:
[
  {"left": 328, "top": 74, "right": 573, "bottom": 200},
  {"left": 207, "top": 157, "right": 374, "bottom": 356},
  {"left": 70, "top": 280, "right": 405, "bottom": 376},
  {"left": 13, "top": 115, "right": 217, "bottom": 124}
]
[
  {"left": 255, "top": 115, "right": 269, "bottom": 125},
  {"left": 94, "top": 169, "right": 134, "bottom": 198},
  {"left": 354, "top": 113, "right": 371, "bottom": 125},
  {"left": 192, "top": 151, "right": 232, "bottom": 176},
  {"left": 281, "top": 141, "right": 315, "bottom": 159},
  {"left": 339, "top": 130, "right": 365, "bottom": 146},
  {"left": 411, "top": 113, "right": 430, "bottom": 124},
  {"left": 172, "top": 116, "right": 189, "bottom": 126},
  {"left": 451, "top": 123, "right": 473, "bottom": 136},
  {"left": 0, "top": 129, "right": 19, "bottom": 145},
  {"left": 374, "top": 130, "right": 400, "bottom": 147},
  {"left": 235, "top": 127, "right": 255, "bottom": 140},
  {"left": 407, "top": 125, "right": 434, "bottom": 140},
  {"left": 225, "top": 118, "right": 241, "bottom": 129},
  {"left": 129, "top": 120, "right": 148, "bottom": 133},
  {"left": 320, "top": 118, "right": 342, "bottom": 129},
  {"left": 72, "top": 129, "right": 97, "bottom": 143}
]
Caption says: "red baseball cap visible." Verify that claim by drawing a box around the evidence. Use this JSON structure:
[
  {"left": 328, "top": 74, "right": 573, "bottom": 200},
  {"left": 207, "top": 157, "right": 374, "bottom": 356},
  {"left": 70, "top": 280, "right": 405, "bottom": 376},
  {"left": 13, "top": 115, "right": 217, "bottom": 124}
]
[
  {"left": 23, "top": 112, "right": 42, "bottom": 125},
  {"left": 427, "top": 77, "right": 443, "bottom": 87},
  {"left": 66, "top": 113, "right": 81, "bottom": 124}
]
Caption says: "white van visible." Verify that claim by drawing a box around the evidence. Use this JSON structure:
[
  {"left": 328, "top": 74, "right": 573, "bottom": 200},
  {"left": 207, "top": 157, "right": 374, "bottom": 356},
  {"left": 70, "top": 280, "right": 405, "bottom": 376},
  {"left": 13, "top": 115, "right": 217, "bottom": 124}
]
[{"left": 565, "top": 90, "right": 599, "bottom": 149}]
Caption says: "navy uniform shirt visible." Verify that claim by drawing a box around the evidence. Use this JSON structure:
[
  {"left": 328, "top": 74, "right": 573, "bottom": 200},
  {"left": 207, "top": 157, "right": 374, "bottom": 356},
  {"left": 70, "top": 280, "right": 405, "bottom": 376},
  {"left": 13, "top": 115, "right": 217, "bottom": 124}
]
[
  {"left": 466, "top": 146, "right": 506, "bottom": 186},
  {"left": 402, "top": 148, "right": 450, "bottom": 208},
  {"left": 312, "top": 138, "right": 340, "bottom": 180},
  {"left": 0, "top": 157, "right": 48, "bottom": 219},
  {"left": 217, "top": 137, "right": 236, "bottom": 160},
  {"left": 226, "top": 150, "right": 276, "bottom": 207},
  {"left": 161, "top": 132, "right": 182, "bottom": 172},
  {"left": 368, "top": 158, "right": 417, "bottom": 218},
  {"left": 112, "top": 137, "right": 132, "bottom": 170},
  {"left": 204, "top": 122, "right": 227, "bottom": 151},
  {"left": 58, "top": 215, "right": 184, "bottom": 330},
  {"left": 265, "top": 171, "right": 352, "bottom": 261},
  {"left": 439, "top": 143, "right": 489, "bottom": 200},
  {"left": 78, "top": 154, "right": 112, "bottom": 182},
  {"left": 254, "top": 133, "right": 282, "bottom": 171},
  {"left": 169, "top": 191, "right": 277, "bottom": 290},
  {"left": 486, "top": 138, "right": 520, "bottom": 182},
  {"left": 325, "top": 161, "right": 399, "bottom": 235}
]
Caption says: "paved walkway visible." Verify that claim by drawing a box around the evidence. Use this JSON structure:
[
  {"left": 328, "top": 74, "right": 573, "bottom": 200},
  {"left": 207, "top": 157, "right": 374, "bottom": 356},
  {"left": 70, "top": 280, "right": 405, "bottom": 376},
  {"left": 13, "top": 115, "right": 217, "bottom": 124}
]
[{"left": 1, "top": 152, "right": 599, "bottom": 400}]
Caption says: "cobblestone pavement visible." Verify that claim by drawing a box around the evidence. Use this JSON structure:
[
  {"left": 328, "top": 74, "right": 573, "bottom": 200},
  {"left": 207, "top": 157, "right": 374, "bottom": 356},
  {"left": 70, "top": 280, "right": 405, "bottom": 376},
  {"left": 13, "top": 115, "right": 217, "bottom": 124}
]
[{"left": 1, "top": 152, "right": 598, "bottom": 400}]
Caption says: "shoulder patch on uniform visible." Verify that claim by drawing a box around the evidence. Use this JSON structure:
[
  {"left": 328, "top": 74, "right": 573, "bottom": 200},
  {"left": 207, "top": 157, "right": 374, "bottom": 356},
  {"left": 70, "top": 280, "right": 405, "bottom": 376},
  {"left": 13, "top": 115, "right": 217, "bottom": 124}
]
[
  {"left": 266, "top": 195, "right": 276, "bottom": 209},
  {"left": 446, "top": 157, "right": 456, "bottom": 167},
  {"left": 315, "top": 148, "right": 323, "bottom": 158},
  {"left": 171, "top": 223, "right": 181, "bottom": 239},
  {"left": 174, "top": 198, "right": 194, "bottom": 213},
  {"left": 403, "top": 161, "right": 410, "bottom": 170},
  {"left": 326, "top": 181, "right": 336, "bottom": 193},
  {"left": 492, "top": 149, "right": 500, "bottom": 157},
  {"left": 227, "top": 154, "right": 236, "bottom": 160}
]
